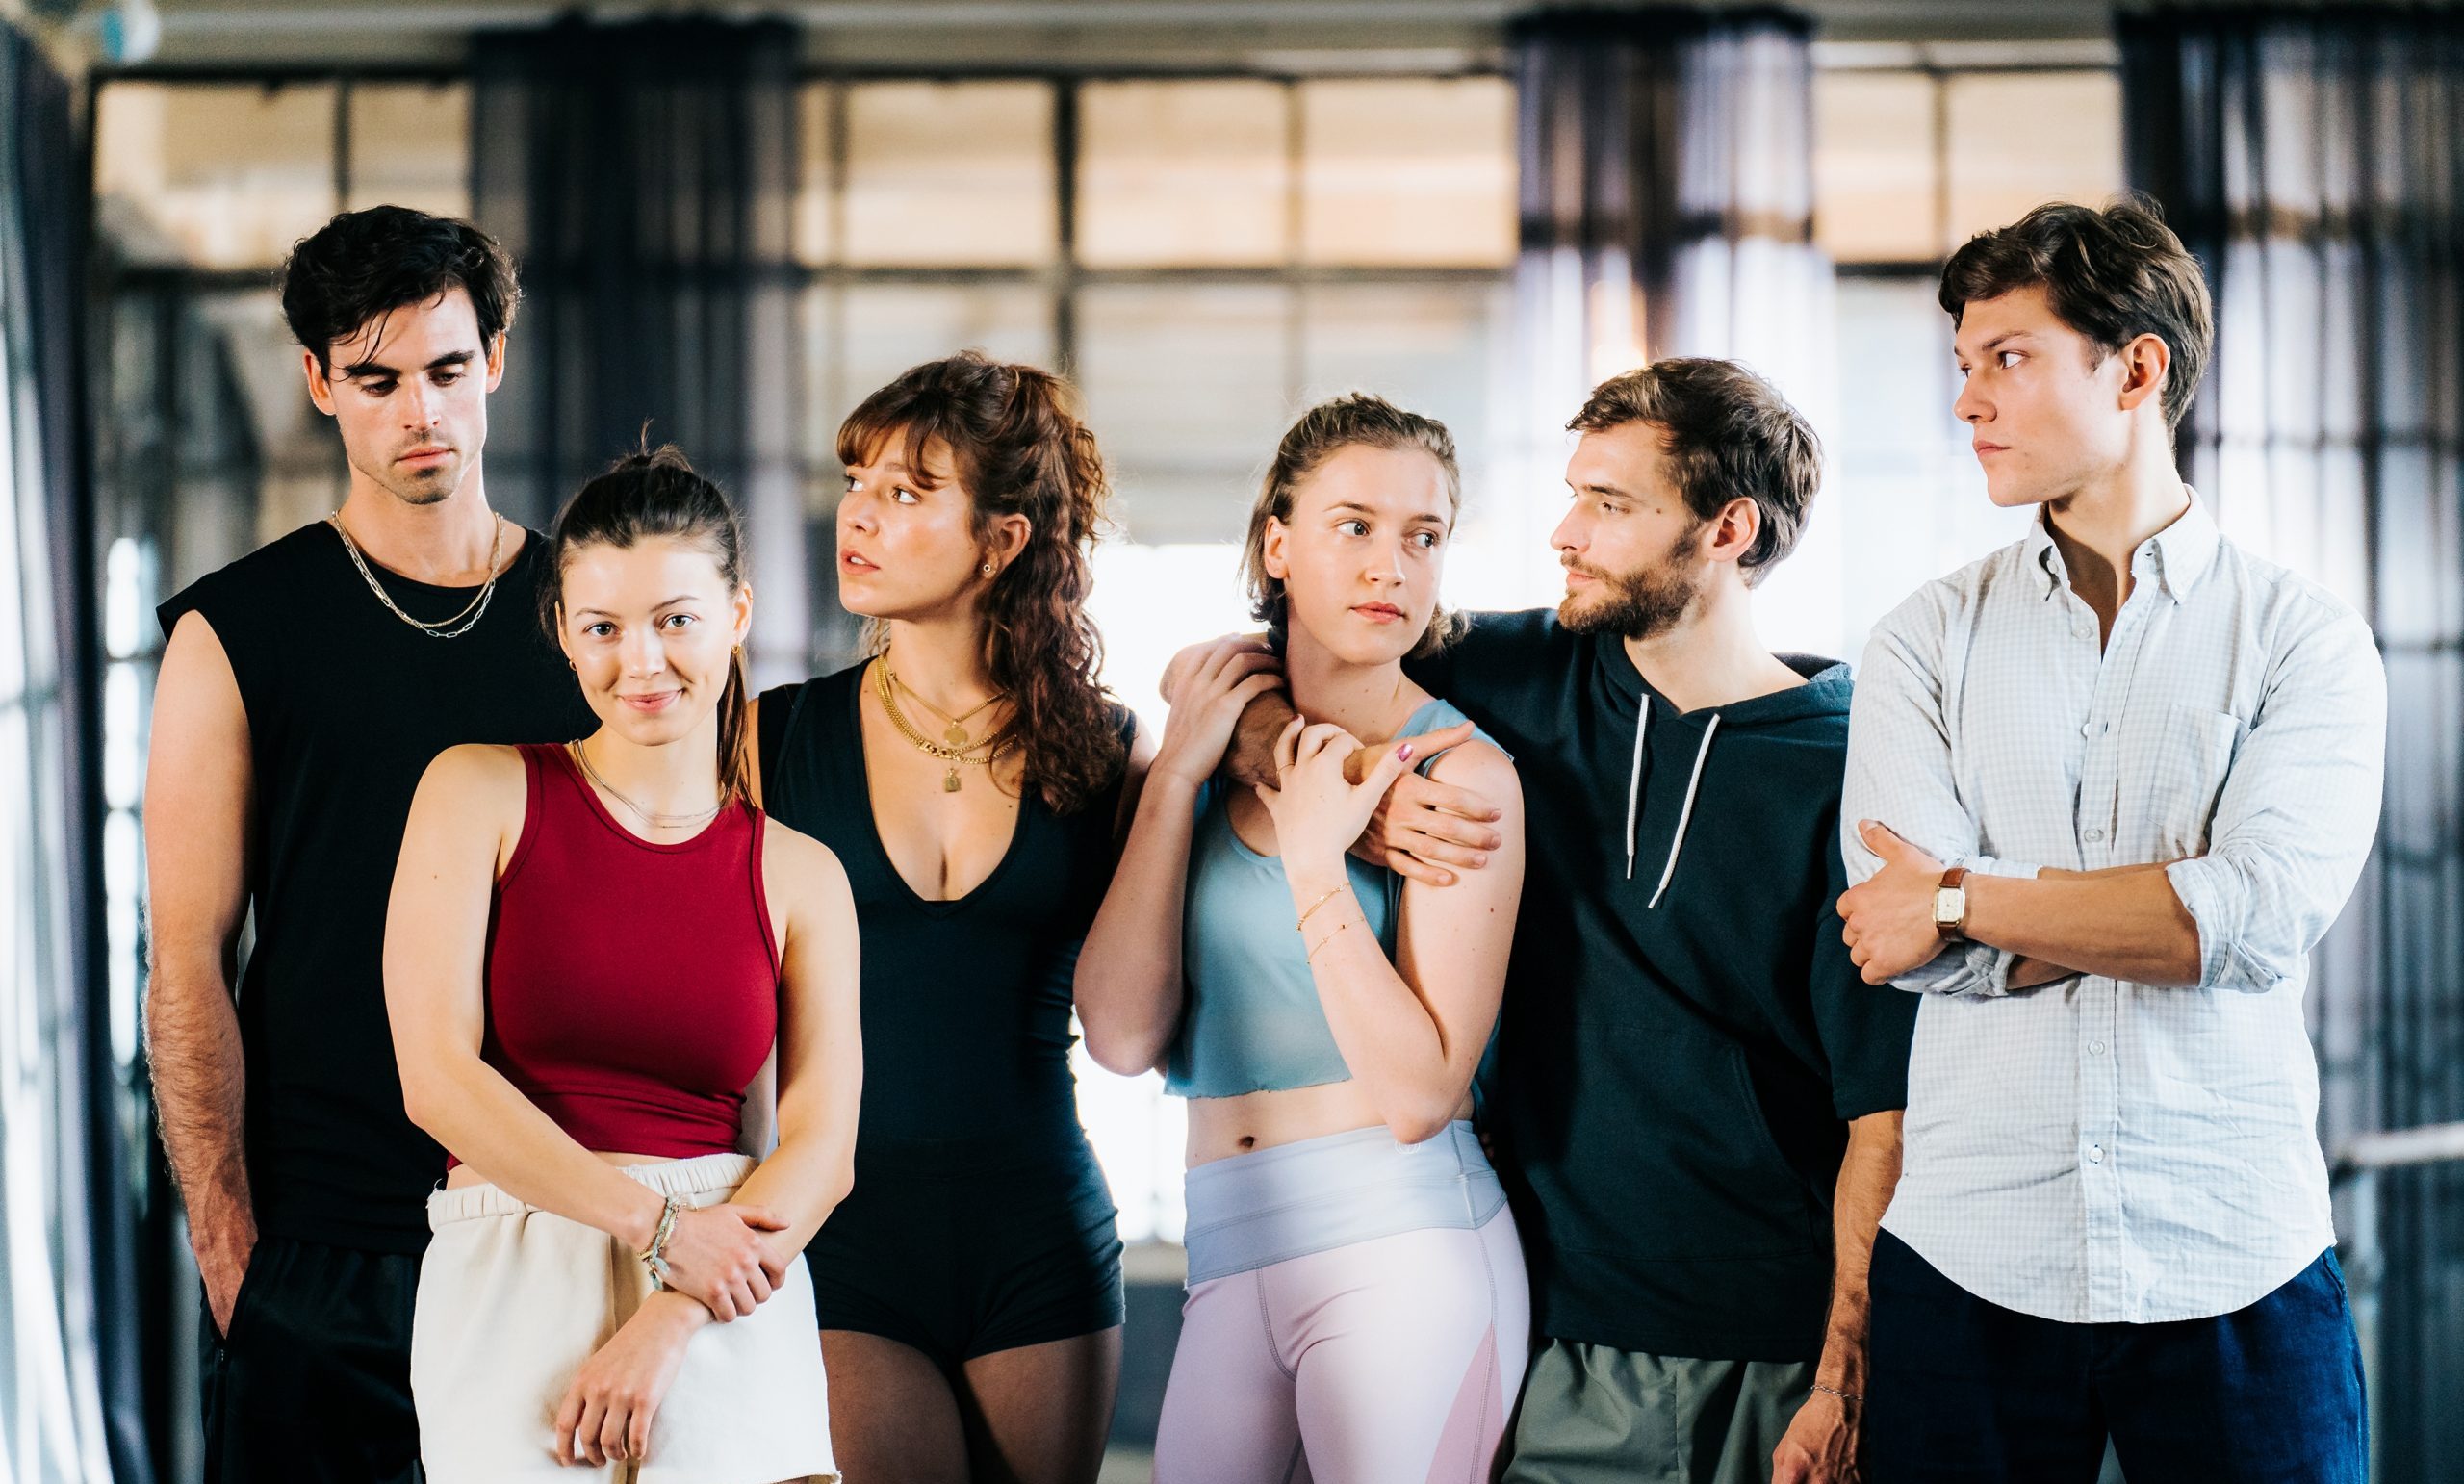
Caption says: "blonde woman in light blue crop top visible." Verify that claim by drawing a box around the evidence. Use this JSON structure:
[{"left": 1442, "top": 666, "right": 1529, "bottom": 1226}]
[{"left": 1074, "top": 395, "right": 1529, "bottom": 1484}]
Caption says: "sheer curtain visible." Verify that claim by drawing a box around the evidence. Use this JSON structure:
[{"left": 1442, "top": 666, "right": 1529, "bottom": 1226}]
[
  {"left": 1507, "top": 6, "right": 1840, "bottom": 652},
  {"left": 471, "top": 17, "right": 819, "bottom": 682},
  {"left": 1, "top": 20, "right": 122, "bottom": 1484},
  {"left": 2124, "top": 11, "right": 2464, "bottom": 1480}
]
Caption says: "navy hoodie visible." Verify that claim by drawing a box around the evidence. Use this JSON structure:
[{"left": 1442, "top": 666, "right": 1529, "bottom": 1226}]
[{"left": 1411, "top": 609, "right": 1916, "bottom": 1361}]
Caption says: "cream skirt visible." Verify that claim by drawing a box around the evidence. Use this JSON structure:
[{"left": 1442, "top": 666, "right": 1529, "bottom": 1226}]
[{"left": 412, "top": 1152, "right": 836, "bottom": 1483}]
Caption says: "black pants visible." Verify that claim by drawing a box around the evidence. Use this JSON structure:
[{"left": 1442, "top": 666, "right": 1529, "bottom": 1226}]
[
  {"left": 1863, "top": 1230, "right": 2366, "bottom": 1484},
  {"left": 200, "top": 1235, "right": 424, "bottom": 1483}
]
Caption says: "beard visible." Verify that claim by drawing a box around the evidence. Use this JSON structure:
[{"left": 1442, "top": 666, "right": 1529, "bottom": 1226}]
[{"left": 1557, "top": 523, "right": 1707, "bottom": 641}]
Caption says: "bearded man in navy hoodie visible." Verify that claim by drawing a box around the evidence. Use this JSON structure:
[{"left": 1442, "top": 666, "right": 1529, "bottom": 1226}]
[{"left": 1175, "top": 359, "right": 1913, "bottom": 1484}]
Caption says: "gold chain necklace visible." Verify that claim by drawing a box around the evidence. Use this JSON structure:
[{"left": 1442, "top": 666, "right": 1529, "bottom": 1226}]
[
  {"left": 887, "top": 671, "right": 1006, "bottom": 749},
  {"left": 875, "top": 661, "right": 1012, "bottom": 793},
  {"left": 327, "top": 511, "right": 503, "bottom": 638},
  {"left": 569, "top": 739, "right": 725, "bottom": 830}
]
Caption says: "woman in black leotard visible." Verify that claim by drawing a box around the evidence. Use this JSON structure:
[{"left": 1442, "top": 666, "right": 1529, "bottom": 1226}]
[{"left": 753, "top": 352, "right": 1142, "bottom": 1484}]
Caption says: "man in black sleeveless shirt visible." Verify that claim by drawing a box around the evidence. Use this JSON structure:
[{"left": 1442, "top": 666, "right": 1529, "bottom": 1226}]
[{"left": 145, "top": 206, "right": 592, "bottom": 1482}]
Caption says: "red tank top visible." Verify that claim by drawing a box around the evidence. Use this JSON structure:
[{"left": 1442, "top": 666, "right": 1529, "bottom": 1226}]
[{"left": 470, "top": 743, "right": 781, "bottom": 1164}]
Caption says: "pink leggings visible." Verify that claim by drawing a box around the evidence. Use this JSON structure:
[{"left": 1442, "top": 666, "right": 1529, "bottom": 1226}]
[{"left": 1154, "top": 1129, "right": 1529, "bottom": 1483}]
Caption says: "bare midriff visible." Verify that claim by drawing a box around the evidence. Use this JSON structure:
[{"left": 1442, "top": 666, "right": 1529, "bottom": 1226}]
[{"left": 1187, "top": 1082, "right": 1476, "bottom": 1167}]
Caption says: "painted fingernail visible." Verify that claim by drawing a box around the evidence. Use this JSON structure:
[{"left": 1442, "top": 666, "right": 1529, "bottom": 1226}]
[{"left": 1397, "top": 744, "right": 1414, "bottom": 761}]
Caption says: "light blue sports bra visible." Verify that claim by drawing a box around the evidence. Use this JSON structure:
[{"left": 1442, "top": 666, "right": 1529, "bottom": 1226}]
[{"left": 1166, "top": 698, "right": 1492, "bottom": 1099}]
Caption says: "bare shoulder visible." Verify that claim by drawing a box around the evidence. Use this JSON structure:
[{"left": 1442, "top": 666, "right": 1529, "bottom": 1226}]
[
  {"left": 425, "top": 741, "right": 526, "bottom": 789},
  {"left": 417, "top": 743, "right": 528, "bottom": 820},
  {"left": 155, "top": 611, "right": 243, "bottom": 720},
  {"left": 760, "top": 818, "right": 854, "bottom": 907},
  {"left": 1424, "top": 736, "right": 1520, "bottom": 805},
  {"left": 162, "top": 606, "right": 231, "bottom": 665}
]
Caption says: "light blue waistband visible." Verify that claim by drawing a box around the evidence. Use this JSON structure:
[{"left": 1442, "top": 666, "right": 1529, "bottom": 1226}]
[{"left": 1181, "top": 1121, "right": 1507, "bottom": 1286}]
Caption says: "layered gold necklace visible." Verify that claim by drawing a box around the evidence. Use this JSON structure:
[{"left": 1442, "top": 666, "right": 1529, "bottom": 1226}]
[{"left": 875, "top": 661, "right": 1013, "bottom": 793}]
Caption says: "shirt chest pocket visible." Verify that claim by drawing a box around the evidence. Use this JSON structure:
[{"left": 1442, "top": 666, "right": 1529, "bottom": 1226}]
[{"left": 2129, "top": 704, "right": 2242, "bottom": 857}]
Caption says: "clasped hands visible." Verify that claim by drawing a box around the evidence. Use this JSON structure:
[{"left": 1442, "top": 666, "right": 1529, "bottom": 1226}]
[
  {"left": 553, "top": 1196, "right": 791, "bottom": 1468},
  {"left": 1159, "top": 636, "right": 1504, "bottom": 883}
]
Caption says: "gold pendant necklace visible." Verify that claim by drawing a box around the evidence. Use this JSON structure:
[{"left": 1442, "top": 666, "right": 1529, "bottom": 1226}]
[
  {"left": 875, "top": 661, "right": 1011, "bottom": 792},
  {"left": 886, "top": 669, "right": 1006, "bottom": 751}
]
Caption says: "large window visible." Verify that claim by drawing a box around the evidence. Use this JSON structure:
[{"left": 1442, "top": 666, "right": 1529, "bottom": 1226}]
[
  {"left": 1810, "top": 52, "right": 2124, "bottom": 659},
  {"left": 91, "top": 53, "right": 2121, "bottom": 1256},
  {"left": 92, "top": 67, "right": 1519, "bottom": 1246}
]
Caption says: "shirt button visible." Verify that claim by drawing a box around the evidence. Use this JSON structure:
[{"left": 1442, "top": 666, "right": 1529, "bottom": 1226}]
[
  {"left": 2084, "top": 828, "right": 2106, "bottom": 843},
  {"left": 2090, "top": 1040, "right": 2107, "bottom": 1055},
  {"left": 2087, "top": 1144, "right": 2105, "bottom": 1164}
]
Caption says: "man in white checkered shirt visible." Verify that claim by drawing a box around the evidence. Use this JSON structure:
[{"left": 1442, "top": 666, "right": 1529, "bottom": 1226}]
[{"left": 1837, "top": 200, "right": 2380, "bottom": 1484}]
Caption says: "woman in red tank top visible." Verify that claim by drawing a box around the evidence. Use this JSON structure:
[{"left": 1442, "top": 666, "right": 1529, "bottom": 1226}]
[{"left": 384, "top": 447, "right": 860, "bottom": 1482}]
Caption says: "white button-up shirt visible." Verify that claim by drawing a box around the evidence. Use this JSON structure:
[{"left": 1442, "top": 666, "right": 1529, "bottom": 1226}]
[{"left": 1843, "top": 492, "right": 2385, "bottom": 1324}]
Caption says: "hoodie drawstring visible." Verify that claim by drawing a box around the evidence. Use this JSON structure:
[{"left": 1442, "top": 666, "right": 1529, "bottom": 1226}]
[
  {"left": 1622, "top": 704, "right": 1650, "bottom": 882},
  {"left": 1648, "top": 714, "right": 1720, "bottom": 908},
  {"left": 1622, "top": 700, "right": 1722, "bottom": 908}
]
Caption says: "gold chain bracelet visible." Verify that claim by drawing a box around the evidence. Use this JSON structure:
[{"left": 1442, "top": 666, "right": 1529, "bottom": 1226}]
[{"left": 1296, "top": 884, "right": 1347, "bottom": 932}]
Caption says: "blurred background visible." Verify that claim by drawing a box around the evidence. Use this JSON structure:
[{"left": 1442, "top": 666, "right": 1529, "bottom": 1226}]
[{"left": 0, "top": 0, "right": 2455, "bottom": 1480}]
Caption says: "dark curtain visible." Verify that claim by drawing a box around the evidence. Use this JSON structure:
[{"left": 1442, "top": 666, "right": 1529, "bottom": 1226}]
[
  {"left": 1511, "top": 4, "right": 1818, "bottom": 364},
  {"left": 471, "top": 17, "right": 815, "bottom": 683},
  {"left": 1507, "top": 5, "right": 1830, "bottom": 585},
  {"left": 2, "top": 18, "right": 132, "bottom": 1482},
  {"left": 2123, "top": 11, "right": 2464, "bottom": 1481}
]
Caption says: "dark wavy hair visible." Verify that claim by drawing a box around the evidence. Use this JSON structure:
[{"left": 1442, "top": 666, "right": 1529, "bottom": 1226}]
[
  {"left": 837, "top": 352, "right": 1123, "bottom": 816},
  {"left": 279, "top": 205, "right": 520, "bottom": 373},
  {"left": 538, "top": 445, "right": 753, "bottom": 804}
]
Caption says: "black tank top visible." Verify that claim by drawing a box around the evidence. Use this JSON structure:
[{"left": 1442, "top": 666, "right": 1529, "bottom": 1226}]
[
  {"left": 158, "top": 523, "right": 596, "bottom": 1253},
  {"left": 758, "top": 664, "right": 1129, "bottom": 1154}
]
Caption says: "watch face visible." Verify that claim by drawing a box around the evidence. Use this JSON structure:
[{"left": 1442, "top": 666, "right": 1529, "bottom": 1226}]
[{"left": 1934, "top": 886, "right": 1967, "bottom": 925}]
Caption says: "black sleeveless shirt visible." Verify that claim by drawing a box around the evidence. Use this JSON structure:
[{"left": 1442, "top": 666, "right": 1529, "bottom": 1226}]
[
  {"left": 758, "top": 665, "right": 1129, "bottom": 1154},
  {"left": 158, "top": 522, "right": 595, "bottom": 1254}
]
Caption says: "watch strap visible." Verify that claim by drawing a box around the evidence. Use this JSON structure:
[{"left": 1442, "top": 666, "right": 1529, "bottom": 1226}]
[{"left": 1935, "top": 866, "right": 1971, "bottom": 941}]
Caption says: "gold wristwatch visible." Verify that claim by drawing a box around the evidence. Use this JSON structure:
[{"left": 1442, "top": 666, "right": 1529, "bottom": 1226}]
[{"left": 1933, "top": 866, "right": 1971, "bottom": 942}]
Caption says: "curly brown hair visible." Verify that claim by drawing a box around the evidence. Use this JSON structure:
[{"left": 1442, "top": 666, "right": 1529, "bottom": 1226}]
[{"left": 836, "top": 352, "right": 1124, "bottom": 816}]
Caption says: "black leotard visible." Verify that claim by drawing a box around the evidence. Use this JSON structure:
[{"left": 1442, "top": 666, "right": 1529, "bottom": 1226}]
[{"left": 758, "top": 663, "right": 1130, "bottom": 1365}]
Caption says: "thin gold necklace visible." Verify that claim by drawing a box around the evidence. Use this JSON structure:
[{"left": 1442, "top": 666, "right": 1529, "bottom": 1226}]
[
  {"left": 886, "top": 668, "right": 1005, "bottom": 748},
  {"left": 327, "top": 511, "right": 503, "bottom": 638},
  {"left": 875, "top": 661, "right": 1011, "bottom": 793},
  {"left": 569, "top": 739, "right": 725, "bottom": 830}
]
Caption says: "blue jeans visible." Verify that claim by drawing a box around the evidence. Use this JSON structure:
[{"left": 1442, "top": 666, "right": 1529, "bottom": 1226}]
[{"left": 1862, "top": 1230, "right": 2365, "bottom": 1484}]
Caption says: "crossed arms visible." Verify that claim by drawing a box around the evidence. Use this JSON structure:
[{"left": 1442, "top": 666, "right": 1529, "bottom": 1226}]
[{"left": 1835, "top": 604, "right": 2387, "bottom": 996}]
